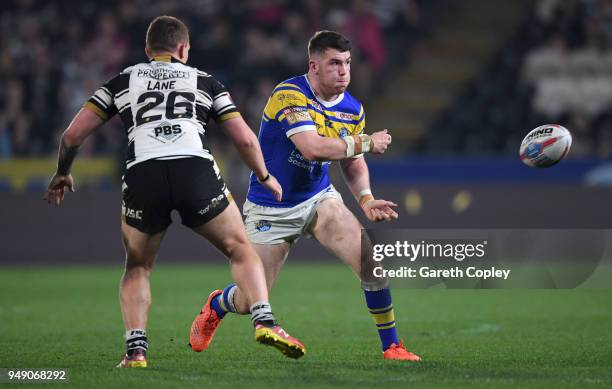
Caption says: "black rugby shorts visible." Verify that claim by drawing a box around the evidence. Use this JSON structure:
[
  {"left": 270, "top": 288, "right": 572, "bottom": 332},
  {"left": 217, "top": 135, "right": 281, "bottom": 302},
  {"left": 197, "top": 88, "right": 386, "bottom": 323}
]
[{"left": 121, "top": 157, "right": 231, "bottom": 234}]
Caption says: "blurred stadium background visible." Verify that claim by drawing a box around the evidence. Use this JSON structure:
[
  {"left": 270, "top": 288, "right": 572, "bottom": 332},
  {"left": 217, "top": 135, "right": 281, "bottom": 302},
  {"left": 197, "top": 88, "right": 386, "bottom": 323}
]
[{"left": 1, "top": 0, "right": 612, "bottom": 263}]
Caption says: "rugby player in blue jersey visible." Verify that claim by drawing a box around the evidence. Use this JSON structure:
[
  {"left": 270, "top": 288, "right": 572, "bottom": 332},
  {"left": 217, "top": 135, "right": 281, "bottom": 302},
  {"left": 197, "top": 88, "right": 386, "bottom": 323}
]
[{"left": 190, "top": 30, "right": 420, "bottom": 361}]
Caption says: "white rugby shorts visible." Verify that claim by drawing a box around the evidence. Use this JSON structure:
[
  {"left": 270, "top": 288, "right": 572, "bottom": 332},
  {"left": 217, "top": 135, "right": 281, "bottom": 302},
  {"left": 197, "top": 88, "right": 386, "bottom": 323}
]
[{"left": 243, "top": 185, "right": 343, "bottom": 244}]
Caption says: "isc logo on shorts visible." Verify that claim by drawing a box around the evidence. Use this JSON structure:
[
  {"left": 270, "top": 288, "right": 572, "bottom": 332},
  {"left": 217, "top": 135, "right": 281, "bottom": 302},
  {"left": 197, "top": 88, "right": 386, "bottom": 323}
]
[
  {"left": 255, "top": 220, "right": 271, "bottom": 232},
  {"left": 123, "top": 206, "right": 143, "bottom": 220}
]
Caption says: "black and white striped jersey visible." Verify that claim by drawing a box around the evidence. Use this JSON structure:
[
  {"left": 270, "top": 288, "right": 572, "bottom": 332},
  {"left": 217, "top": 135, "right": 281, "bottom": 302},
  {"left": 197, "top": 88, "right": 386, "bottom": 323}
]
[{"left": 84, "top": 56, "right": 239, "bottom": 169}]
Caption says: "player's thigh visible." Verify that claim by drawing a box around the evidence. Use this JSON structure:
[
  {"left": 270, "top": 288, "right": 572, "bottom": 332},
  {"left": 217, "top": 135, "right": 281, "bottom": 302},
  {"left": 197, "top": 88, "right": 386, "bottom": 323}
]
[
  {"left": 121, "top": 219, "right": 165, "bottom": 267},
  {"left": 309, "top": 198, "right": 363, "bottom": 273},
  {"left": 252, "top": 242, "right": 291, "bottom": 290},
  {"left": 191, "top": 201, "right": 250, "bottom": 258}
]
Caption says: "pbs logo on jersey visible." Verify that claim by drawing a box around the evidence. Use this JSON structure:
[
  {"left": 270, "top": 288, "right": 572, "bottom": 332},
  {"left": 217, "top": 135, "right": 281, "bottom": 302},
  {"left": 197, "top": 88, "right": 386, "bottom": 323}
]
[{"left": 519, "top": 124, "right": 572, "bottom": 168}]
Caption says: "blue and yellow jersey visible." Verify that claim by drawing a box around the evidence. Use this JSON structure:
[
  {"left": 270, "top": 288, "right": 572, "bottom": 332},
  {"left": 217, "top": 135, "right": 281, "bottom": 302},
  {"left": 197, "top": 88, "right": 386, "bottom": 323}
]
[{"left": 247, "top": 74, "right": 365, "bottom": 207}]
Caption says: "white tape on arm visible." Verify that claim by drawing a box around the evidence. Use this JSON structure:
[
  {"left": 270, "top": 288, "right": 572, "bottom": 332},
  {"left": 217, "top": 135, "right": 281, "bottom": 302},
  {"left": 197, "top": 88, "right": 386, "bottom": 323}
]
[
  {"left": 358, "top": 188, "right": 374, "bottom": 207},
  {"left": 344, "top": 134, "right": 372, "bottom": 157},
  {"left": 359, "top": 134, "right": 372, "bottom": 153},
  {"left": 343, "top": 135, "right": 356, "bottom": 157},
  {"left": 358, "top": 189, "right": 372, "bottom": 198}
]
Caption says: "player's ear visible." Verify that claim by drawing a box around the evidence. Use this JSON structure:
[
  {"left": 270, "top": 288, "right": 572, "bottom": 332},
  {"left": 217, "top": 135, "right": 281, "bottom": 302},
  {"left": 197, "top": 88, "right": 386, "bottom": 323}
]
[
  {"left": 308, "top": 58, "right": 318, "bottom": 74},
  {"left": 145, "top": 47, "right": 152, "bottom": 59},
  {"left": 177, "top": 42, "right": 189, "bottom": 62}
]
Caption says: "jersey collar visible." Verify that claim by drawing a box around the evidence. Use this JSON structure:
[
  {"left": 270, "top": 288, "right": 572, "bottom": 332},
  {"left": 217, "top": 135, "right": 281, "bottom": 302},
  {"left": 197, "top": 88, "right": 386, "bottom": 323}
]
[
  {"left": 150, "top": 55, "right": 184, "bottom": 63},
  {"left": 303, "top": 74, "right": 344, "bottom": 108}
]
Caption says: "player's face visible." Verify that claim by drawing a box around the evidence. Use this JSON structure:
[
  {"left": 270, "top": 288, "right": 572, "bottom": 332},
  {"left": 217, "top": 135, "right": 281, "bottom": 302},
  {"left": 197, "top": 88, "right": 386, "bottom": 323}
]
[{"left": 312, "top": 49, "right": 351, "bottom": 95}]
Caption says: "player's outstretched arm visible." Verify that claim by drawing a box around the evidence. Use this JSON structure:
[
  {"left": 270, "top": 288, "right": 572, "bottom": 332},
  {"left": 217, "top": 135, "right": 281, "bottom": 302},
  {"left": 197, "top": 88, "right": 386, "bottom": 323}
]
[
  {"left": 340, "top": 157, "right": 398, "bottom": 222},
  {"left": 290, "top": 129, "right": 392, "bottom": 161},
  {"left": 221, "top": 116, "right": 282, "bottom": 202},
  {"left": 44, "top": 108, "right": 104, "bottom": 206}
]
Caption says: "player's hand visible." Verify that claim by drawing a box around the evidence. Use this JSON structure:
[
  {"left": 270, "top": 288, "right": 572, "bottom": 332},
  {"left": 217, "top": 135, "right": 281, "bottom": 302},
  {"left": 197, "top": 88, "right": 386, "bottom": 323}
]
[
  {"left": 44, "top": 173, "right": 75, "bottom": 206},
  {"left": 361, "top": 198, "right": 398, "bottom": 222},
  {"left": 369, "top": 129, "right": 392, "bottom": 154},
  {"left": 261, "top": 174, "right": 283, "bottom": 202}
]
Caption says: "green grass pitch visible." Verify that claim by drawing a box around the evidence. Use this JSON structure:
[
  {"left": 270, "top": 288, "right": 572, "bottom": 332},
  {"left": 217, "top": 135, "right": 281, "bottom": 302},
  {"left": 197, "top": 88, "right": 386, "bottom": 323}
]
[{"left": 0, "top": 264, "right": 611, "bottom": 388}]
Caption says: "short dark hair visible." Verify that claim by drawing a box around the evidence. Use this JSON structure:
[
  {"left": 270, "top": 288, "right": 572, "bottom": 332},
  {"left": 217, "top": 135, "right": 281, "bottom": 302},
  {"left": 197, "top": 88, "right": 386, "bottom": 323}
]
[
  {"left": 146, "top": 16, "right": 189, "bottom": 52},
  {"left": 308, "top": 30, "right": 351, "bottom": 57}
]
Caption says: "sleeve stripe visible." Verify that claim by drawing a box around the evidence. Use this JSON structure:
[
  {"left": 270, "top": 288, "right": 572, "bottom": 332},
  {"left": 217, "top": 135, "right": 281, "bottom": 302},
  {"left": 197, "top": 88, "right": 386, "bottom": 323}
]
[
  {"left": 218, "top": 112, "right": 241, "bottom": 121},
  {"left": 216, "top": 104, "right": 236, "bottom": 115},
  {"left": 286, "top": 124, "right": 316, "bottom": 138},
  {"left": 213, "top": 95, "right": 233, "bottom": 105},
  {"left": 91, "top": 94, "right": 109, "bottom": 108},
  {"left": 100, "top": 87, "right": 112, "bottom": 98},
  {"left": 93, "top": 90, "right": 113, "bottom": 107},
  {"left": 86, "top": 98, "right": 107, "bottom": 112},
  {"left": 216, "top": 106, "right": 237, "bottom": 116},
  {"left": 213, "top": 94, "right": 236, "bottom": 115},
  {"left": 83, "top": 101, "right": 108, "bottom": 120},
  {"left": 213, "top": 91, "right": 229, "bottom": 100},
  {"left": 275, "top": 108, "right": 289, "bottom": 121}
]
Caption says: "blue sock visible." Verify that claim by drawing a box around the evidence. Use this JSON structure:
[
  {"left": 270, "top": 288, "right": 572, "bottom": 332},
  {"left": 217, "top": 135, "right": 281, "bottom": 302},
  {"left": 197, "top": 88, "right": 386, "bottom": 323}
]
[
  {"left": 364, "top": 287, "right": 400, "bottom": 351},
  {"left": 210, "top": 283, "right": 238, "bottom": 319}
]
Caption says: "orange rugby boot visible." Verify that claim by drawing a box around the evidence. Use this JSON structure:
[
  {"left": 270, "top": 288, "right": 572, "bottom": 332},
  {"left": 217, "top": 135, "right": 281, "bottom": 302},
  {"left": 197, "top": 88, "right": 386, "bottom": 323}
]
[{"left": 383, "top": 341, "right": 421, "bottom": 361}]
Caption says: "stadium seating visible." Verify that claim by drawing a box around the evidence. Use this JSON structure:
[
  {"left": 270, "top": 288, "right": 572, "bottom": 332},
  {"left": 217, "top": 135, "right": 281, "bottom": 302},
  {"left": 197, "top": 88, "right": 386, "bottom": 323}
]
[{"left": 427, "top": 0, "right": 612, "bottom": 157}]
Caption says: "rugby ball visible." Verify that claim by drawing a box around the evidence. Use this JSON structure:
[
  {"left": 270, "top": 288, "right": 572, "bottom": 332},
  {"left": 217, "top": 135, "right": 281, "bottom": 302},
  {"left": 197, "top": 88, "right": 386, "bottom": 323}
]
[{"left": 519, "top": 124, "right": 572, "bottom": 168}]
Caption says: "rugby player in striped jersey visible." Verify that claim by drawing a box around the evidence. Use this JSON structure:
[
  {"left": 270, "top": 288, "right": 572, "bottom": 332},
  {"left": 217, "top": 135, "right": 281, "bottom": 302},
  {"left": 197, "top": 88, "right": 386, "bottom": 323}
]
[{"left": 45, "top": 15, "right": 305, "bottom": 368}]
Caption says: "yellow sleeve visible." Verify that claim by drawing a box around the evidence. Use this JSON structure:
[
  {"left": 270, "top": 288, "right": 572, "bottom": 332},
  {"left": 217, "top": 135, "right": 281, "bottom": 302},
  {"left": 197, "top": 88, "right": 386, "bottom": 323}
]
[{"left": 264, "top": 86, "right": 316, "bottom": 135}]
